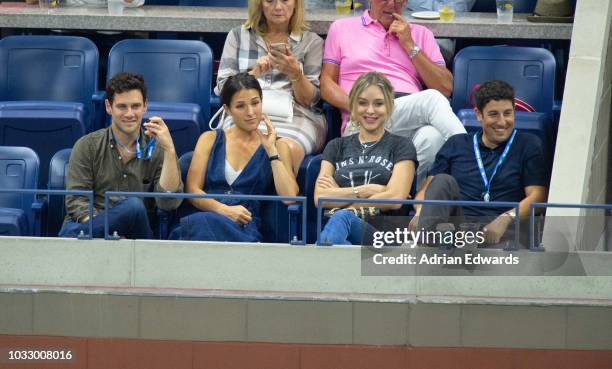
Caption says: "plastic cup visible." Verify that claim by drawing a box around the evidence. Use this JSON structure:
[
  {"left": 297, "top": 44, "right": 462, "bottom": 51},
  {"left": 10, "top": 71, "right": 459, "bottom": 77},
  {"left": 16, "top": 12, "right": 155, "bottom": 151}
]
[
  {"left": 438, "top": 5, "right": 455, "bottom": 22},
  {"left": 108, "top": 0, "right": 125, "bottom": 15},
  {"left": 335, "top": 0, "right": 351, "bottom": 15},
  {"left": 496, "top": 0, "right": 514, "bottom": 23},
  {"left": 39, "top": 0, "right": 63, "bottom": 9}
]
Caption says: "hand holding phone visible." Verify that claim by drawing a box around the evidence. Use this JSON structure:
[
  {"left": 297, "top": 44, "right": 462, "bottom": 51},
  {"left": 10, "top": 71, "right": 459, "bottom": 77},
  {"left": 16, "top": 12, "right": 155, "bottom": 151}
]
[{"left": 270, "top": 43, "right": 289, "bottom": 55}]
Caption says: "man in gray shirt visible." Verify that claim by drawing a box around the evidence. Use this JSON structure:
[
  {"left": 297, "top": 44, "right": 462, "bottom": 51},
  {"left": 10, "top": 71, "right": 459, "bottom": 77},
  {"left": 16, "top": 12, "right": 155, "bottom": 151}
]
[
  {"left": 59, "top": 72, "right": 183, "bottom": 239},
  {"left": 407, "top": 0, "right": 476, "bottom": 12}
]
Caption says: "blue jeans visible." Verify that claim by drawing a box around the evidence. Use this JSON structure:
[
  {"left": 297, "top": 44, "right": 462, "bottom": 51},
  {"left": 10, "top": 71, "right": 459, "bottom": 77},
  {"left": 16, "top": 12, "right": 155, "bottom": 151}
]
[
  {"left": 59, "top": 197, "right": 153, "bottom": 239},
  {"left": 320, "top": 210, "right": 374, "bottom": 245}
]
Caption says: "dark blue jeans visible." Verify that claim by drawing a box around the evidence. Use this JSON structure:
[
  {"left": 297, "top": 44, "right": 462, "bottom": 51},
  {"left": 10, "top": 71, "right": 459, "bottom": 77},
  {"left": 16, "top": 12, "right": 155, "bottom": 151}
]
[
  {"left": 320, "top": 210, "right": 374, "bottom": 245},
  {"left": 59, "top": 197, "right": 153, "bottom": 239}
]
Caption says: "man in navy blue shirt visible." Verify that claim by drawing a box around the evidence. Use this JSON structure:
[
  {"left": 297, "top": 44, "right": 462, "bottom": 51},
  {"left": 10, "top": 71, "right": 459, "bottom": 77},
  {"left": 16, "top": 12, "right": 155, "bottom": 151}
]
[{"left": 410, "top": 80, "right": 548, "bottom": 245}]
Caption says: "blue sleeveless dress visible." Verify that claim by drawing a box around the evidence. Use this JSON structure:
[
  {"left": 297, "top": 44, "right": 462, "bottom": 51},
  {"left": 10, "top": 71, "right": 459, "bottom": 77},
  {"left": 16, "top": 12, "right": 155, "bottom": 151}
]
[{"left": 174, "top": 130, "right": 273, "bottom": 242}]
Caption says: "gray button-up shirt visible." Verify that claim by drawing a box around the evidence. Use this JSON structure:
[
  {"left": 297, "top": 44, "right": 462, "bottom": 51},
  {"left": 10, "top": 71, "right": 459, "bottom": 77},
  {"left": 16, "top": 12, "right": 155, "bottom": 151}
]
[
  {"left": 65, "top": 127, "right": 183, "bottom": 222},
  {"left": 407, "top": 0, "right": 476, "bottom": 12}
]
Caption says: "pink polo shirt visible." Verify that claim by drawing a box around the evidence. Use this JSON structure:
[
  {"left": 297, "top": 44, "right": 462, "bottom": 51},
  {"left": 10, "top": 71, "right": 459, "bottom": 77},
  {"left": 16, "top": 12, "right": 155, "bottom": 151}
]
[{"left": 323, "top": 11, "right": 445, "bottom": 133}]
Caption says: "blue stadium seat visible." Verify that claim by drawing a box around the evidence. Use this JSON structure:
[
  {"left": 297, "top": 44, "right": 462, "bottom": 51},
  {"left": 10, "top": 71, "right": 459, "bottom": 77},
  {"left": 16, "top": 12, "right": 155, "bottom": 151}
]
[
  {"left": 452, "top": 46, "right": 556, "bottom": 116},
  {"left": 143, "top": 102, "right": 201, "bottom": 157},
  {"left": 47, "top": 148, "right": 71, "bottom": 237},
  {"left": 297, "top": 154, "right": 321, "bottom": 244},
  {"left": 0, "top": 36, "right": 97, "bottom": 188},
  {"left": 159, "top": 151, "right": 299, "bottom": 243},
  {"left": 107, "top": 39, "right": 214, "bottom": 156},
  {"left": 0, "top": 146, "right": 43, "bottom": 236},
  {"left": 0, "top": 102, "right": 85, "bottom": 190},
  {"left": 178, "top": 0, "right": 247, "bottom": 6},
  {"left": 452, "top": 46, "right": 557, "bottom": 157},
  {"left": 472, "top": 0, "right": 537, "bottom": 12},
  {"left": 0, "top": 35, "right": 99, "bottom": 132},
  {"left": 146, "top": 0, "right": 179, "bottom": 4}
]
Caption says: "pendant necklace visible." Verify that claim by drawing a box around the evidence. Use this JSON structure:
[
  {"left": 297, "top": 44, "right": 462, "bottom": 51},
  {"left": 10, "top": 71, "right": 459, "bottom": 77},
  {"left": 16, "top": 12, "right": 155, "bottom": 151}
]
[{"left": 359, "top": 135, "right": 382, "bottom": 154}]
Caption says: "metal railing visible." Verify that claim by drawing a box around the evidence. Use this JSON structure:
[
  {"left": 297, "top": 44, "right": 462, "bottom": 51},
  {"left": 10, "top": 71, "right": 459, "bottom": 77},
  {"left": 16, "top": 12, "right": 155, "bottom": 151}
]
[
  {"left": 530, "top": 202, "right": 612, "bottom": 250},
  {"left": 104, "top": 191, "right": 308, "bottom": 244},
  {"left": 316, "top": 197, "right": 520, "bottom": 248},
  {"left": 0, "top": 188, "right": 94, "bottom": 238}
]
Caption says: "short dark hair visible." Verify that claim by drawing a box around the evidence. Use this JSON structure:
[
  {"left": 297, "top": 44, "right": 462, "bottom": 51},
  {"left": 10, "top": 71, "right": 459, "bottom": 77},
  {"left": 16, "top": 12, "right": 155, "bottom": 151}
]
[
  {"left": 220, "top": 72, "right": 262, "bottom": 107},
  {"left": 474, "top": 80, "right": 515, "bottom": 112},
  {"left": 105, "top": 72, "right": 147, "bottom": 104}
]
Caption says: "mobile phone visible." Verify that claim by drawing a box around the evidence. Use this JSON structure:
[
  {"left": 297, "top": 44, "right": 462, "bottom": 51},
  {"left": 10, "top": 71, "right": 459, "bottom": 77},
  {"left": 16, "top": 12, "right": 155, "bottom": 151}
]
[{"left": 270, "top": 43, "right": 288, "bottom": 55}]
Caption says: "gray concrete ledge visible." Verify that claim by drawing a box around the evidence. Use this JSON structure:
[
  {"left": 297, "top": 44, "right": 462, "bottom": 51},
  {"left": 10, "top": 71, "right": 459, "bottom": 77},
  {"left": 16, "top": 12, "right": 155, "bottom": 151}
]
[
  {"left": 0, "top": 7, "right": 572, "bottom": 39},
  {"left": 1, "top": 236, "right": 612, "bottom": 304}
]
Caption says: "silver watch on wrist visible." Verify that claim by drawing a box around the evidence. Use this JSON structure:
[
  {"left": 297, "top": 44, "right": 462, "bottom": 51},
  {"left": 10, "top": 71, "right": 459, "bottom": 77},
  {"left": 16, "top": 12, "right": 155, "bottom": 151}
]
[
  {"left": 505, "top": 209, "right": 517, "bottom": 220},
  {"left": 409, "top": 45, "right": 421, "bottom": 59}
]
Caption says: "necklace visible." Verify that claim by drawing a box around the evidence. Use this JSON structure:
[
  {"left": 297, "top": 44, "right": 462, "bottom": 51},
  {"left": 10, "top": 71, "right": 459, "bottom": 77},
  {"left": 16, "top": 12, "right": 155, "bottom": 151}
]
[
  {"left": 111, "top": 129, "right": 137, "bottom": 155},
  {"left": 360, "top": 139, "right": 380, "bottom": 154},
  {"left": 115, "top": 138, "right": 136, "bottom": 154}
]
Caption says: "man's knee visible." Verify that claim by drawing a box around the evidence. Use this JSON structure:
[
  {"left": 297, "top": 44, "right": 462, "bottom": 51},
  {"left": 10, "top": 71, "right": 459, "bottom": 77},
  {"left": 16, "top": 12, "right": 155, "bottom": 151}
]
[
  {"left": 118, "top": 197, "right": 148, "bottom": 219},
  {"left": 413, "top": 126, "right": 444, "bottom": 170},
  {"left": 419, "top": 89, "right": 449, "bottom": 104},
  {"left": 426, "top": 174, "right": 460, "bottom": 198}
]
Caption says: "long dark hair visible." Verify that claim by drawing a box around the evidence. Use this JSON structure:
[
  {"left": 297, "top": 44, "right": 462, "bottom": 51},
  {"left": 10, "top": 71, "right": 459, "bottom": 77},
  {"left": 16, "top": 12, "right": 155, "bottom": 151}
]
[{"left": 220, "top": 72, "right": 263, "bottom": 107}]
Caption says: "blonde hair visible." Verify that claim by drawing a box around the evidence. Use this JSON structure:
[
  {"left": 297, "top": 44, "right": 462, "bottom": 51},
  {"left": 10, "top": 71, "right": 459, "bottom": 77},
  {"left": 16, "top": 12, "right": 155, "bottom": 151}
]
[
  {"left": 348, "top": 72, "right": 395, "bottom": 127},
  {"left": 245, "top": 0, "right": 309, "bottom": 36}
]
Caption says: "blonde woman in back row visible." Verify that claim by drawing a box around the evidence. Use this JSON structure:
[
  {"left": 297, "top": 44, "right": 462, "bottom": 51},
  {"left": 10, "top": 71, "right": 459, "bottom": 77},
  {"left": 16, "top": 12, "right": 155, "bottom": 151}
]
[{"left": 215, "top": 0, "right": 327, "bottom": 175}]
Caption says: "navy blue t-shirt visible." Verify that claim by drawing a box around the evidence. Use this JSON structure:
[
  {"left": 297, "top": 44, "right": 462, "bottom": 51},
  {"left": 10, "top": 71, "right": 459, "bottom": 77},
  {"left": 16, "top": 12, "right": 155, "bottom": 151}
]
[{"left": 429, "top": 131, "right": 548, "bottom": 217}]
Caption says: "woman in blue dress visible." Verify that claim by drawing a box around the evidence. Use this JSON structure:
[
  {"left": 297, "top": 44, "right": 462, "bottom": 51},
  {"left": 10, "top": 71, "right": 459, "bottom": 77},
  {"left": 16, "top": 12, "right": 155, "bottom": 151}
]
[{"left": 175, "top": 73, "right": 298, "bottom": 242}]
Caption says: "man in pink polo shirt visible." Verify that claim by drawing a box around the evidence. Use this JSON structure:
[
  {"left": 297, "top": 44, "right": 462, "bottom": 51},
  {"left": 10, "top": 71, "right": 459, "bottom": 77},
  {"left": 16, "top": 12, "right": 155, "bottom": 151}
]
[{"left": 321, "top": 0, "right": 466, "bottom": 187}]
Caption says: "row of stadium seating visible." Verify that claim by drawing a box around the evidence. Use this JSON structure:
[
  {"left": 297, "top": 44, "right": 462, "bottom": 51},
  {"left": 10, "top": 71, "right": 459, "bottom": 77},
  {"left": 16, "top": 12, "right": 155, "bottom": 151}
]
[
  {"left": 0, "top": 34, "right": 558, "bottom": 184},
  {"left": 0, "top": 145, "right": 303, "bottom": 242},
  {"left": 0, "top": 35, "right": 559, "bottom": 241}
]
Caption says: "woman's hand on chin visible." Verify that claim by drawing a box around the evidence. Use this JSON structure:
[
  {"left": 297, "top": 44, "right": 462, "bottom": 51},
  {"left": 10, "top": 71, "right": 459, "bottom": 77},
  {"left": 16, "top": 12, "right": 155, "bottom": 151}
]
[{"left": 256, "top": 114, "right": 279, "bottom": 156}]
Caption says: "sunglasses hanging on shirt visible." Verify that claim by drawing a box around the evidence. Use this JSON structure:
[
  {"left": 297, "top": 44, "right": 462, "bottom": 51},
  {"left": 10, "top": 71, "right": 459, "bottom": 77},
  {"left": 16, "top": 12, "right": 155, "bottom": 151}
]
[{"left": 136, "top": 138, "right": 156, "bottom": 160}]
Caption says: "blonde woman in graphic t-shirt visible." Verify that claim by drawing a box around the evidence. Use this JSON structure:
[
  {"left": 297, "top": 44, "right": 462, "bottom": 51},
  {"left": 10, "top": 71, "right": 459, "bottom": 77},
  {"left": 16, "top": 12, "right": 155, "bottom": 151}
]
[{"left": 315, "top": 72, "right": 418, "bottom": 245}]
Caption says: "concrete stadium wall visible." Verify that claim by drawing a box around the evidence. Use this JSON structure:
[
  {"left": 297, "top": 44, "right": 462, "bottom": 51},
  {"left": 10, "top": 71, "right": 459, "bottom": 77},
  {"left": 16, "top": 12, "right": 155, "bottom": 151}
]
[
  {"left": 1, "top": 237, "right": 611, "bottom": 359},
  {"left": 544, "top": 0, "right": 612, "bottom": 251}
]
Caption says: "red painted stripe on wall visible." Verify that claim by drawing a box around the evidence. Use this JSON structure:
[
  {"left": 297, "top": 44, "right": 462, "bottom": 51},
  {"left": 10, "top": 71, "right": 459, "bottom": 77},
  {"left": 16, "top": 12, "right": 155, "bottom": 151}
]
[{"left": 1, "top": 335, "right": 611, "bottom": 369}]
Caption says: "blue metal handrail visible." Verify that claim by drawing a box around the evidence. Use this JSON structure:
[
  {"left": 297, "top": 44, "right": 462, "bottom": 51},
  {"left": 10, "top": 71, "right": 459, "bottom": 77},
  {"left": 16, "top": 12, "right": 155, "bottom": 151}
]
[
  {"left": 0, "top": 188, "right": 94, "bottom": 239},
  {"left": 316, "top": 197, "right": 520, "bottom": 247},
  {"left": 103, "top": 191, "right": 307, "bottom": 243},
  {"left": 529, "top": 202, "right": 612, "bottom": 250}
]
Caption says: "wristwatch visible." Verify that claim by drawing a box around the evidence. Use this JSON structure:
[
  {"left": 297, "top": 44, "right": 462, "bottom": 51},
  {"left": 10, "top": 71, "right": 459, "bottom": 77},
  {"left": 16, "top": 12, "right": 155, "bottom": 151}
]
[
  {"left": 505, "top": 209, "right": 517, "bottom": 220},
  {"left": 409, "top": 45, "right": 421, "bottom": 59},
  {"left": 269, "top": 154, "right": 280, "bottom": 162}
]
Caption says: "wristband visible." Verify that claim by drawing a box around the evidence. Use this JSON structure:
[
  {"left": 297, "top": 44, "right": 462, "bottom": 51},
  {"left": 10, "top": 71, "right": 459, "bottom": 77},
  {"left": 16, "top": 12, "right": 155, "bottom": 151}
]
[
  {"left": 352, "top": 186, "right": 359, "bottom": 198},
  {"left": 269, "top": 154, "right": 280, "bottom": 162}
]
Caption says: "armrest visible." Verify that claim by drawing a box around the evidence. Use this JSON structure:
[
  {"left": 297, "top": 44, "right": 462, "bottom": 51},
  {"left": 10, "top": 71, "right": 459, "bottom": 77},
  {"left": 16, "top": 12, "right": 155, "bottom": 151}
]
[
  {"left": 92, "top": 91, "right": 106, "bottom": 131},
  {"left": 210, "top": 95, "right": 221, "bottom": 112},
  {"left": 32, "top": 198, "right": 47, "bottom": 237},
  {"left": 92, "top": 91, "right": 105, "bottom": 103}
]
